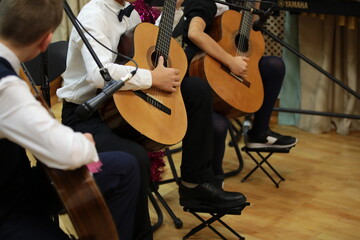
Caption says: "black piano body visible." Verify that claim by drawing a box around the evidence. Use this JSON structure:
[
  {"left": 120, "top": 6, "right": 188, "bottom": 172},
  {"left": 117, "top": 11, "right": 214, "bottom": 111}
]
[{"left": 261, "top": 0, "right": 360, "bottom": 17}]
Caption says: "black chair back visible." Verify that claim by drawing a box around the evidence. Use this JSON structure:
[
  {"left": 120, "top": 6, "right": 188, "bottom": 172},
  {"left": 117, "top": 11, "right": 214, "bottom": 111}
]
[{"left": 24, "top": 41, "right": 68, "bottom": 86}]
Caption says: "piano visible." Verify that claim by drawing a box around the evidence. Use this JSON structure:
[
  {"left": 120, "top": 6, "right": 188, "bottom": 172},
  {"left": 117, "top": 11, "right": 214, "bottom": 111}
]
[{"left": 261, "top": 0, "right": 360, "bottom": 17}]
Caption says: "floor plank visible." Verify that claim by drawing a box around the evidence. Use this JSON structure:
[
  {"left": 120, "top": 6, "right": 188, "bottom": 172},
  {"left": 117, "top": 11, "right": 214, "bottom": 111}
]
[{"left": 150, "top": 123, "right": 360, "bottom": 240}]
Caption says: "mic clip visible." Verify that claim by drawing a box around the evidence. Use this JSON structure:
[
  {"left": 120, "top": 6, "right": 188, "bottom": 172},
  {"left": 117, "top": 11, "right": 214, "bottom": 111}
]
[
  {"left": 252, "top": 5, "right": 277, "bottom": 32},
  {"left": 75, "top": 72, "right": 134, "bottom": 120}
]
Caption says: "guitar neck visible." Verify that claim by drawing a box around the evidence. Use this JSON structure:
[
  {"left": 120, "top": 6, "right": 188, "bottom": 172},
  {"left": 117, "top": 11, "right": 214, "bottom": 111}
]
[
  {"left": 241, "top": 2, "right": 255, "bottom": 35},
  {"left": 155, "top": 0, "right": 176, "bottom": 60},
  {"left": 237, "top": 1, "right": 257, "bottom": 56}
]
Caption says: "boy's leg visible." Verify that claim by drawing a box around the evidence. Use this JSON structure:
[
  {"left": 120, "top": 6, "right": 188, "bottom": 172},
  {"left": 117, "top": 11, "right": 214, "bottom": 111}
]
[{"left": 94, "top": 151, "right": 140, "bottom": 240}]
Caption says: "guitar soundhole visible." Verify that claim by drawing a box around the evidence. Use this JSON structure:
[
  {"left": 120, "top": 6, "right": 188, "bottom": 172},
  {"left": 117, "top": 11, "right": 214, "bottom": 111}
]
[
  {"left": 151, "top": 51, "right": 168, "bottom": 68},
  {"left": 236, "top": 34, "right": 249, "bottom": 53}
]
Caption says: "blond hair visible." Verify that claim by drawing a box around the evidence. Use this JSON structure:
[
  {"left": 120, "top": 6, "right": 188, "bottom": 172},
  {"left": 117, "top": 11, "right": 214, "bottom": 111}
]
[{"left": 0, "top": 0, "right": 63, "bottom": 46}]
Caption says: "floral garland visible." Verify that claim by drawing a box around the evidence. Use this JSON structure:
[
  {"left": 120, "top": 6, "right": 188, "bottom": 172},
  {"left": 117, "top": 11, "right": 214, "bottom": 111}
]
[
  {"left": 132, "top": 0, "right": 161, "bottom": 24},
  {"left": 148, "top": 151, "right": 166, "bottom": 182}
]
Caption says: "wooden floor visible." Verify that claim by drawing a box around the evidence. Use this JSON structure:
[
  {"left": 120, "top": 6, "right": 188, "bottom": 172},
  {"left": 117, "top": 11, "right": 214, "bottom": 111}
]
[
  {"left": 52, "top": 100, "right": 360, "bottom": 240},
  {"left": 149, "top": 122, "right": 360, "bottom": 240}
]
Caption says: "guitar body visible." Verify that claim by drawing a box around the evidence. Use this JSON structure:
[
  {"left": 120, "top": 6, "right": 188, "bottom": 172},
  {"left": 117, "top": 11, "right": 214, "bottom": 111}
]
[
  {"left": 101, "top": 22, "right": 188, "bottom": 152},
  {"left": 44, "top": 166, "right": 119, "bottom": 240},
  {"left": 189, "top": 10, "right": 265, "bottom": 119}
]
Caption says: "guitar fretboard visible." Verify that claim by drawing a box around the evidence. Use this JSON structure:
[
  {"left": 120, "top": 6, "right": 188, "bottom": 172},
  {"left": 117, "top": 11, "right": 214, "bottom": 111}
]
[
  {"left": 155, "top": 0, "right": 176, "bottom": 62},
  {"left": 237, "top": 1, "right": 256, "bottom": 55}
]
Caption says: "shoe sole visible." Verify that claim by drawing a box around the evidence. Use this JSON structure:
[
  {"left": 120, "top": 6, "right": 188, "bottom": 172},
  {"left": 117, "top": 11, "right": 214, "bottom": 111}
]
[{"left": 246, "top": 139, "right": 297, "bottom": 149}]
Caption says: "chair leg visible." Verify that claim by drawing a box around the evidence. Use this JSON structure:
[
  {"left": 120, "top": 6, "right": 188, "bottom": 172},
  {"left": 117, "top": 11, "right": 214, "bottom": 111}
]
[
  {"left": 148, "top": 188, "right": 163, "bottom": 232},
  {"left": 224, "top": 120, "right": 244, "bottom": 178},
  {"left": 182, "top": 205, "right": 249, "bottom": 240},
  {"left": 227, "top": 119, "right": 244, "bottom": 147},
  {"left": 151, "top": 184, "right": 183, "bottom": 229},
  {"left": 241, "top": 148, "right": 287, "bottom": 188},
  {"left": 148, "top": 147, "right": 184, "bottom": 229},
  {"left": 163, "top": 148, "right": 181, "bottom": 185}
]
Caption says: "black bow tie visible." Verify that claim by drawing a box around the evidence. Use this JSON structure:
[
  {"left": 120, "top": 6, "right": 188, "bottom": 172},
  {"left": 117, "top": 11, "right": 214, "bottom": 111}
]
[{"left": 118, "top": 4, "right": 135, "bottom": 22}]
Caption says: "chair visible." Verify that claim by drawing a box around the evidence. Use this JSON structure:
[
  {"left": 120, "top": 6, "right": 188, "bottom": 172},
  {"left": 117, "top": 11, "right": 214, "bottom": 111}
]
[{"left": 24, "top": 41, "right": 68, "bottom": 106}]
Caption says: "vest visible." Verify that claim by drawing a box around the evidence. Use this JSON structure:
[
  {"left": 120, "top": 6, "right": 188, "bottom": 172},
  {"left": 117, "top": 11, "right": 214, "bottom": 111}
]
[{"left": 0, "top": 57, "right": 33, "bottom": 224}]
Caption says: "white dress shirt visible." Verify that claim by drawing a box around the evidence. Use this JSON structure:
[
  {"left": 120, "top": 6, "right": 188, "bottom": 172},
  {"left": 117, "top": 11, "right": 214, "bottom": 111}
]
[
  {"left": 0, "top": 43, "right": 99, "bottom": 170},
  {"left": 57, "top": 0, "right": 152, "bottom": 104},
  {"left": 57, "top": 0, "right": 184, "bottom": 104},
  {"left": 215, "top": 0, "right": 230, "bottom": 17}
]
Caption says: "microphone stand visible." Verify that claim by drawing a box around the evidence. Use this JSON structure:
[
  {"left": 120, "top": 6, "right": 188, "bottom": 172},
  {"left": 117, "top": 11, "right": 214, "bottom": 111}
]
[
  {"left": 63, "top": 1, "right": 134, "bottom": 119},
  {"left": 213, "top": 0, "right": 265, "bottom": 16},
  {"left": 63, "top": 1, "right": 114, "bottom": 83}
]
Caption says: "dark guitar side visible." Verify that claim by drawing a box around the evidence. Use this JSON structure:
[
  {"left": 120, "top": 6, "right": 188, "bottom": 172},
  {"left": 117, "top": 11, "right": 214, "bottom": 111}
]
[{"left": 44, "top": 166, "right": 119, "bottom": 240}]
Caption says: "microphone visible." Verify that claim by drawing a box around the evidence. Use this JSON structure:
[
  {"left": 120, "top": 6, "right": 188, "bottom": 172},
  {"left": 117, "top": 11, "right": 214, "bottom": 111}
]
[
  {"left": 75, "top": 73, "right": 134, "bottom": 120},
  {"left": 252, "top": 5, "right": 277, "bottom": 31}
]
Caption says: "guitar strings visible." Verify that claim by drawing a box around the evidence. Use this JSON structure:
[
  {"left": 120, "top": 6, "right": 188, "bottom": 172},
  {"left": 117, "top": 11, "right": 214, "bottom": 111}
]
[
  {"left": 153, "top": 0, "right": 177, "bottom": 104},
  {"left": 237, "top": 1, "right": 256, "bottom": 58}
]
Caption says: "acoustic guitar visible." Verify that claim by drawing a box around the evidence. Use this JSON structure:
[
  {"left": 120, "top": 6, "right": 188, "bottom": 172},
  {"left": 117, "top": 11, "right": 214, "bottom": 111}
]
[
  {"left": 99, "top": 0, "right": 188, "bottom": 152},
  {"left": 21, "top": 65, "right": 119, "bottom": 240},
  {"left": 189, "top": 2, "right": 265, "bottom": 119}
]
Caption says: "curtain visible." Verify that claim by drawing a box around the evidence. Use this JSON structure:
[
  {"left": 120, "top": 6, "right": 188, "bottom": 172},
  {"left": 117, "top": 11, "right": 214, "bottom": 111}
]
[
  {"left": 279, "top": 13, "right": 301, "bottom": 127},
  {"left": 297, "top": 15, "right": 360, "bottom": 135},
  {"left": 53, "top": 0, "right": 90, "bottom": 42},
  {"left": 280, "top": 14, "right": 360, "bottom": 135}
]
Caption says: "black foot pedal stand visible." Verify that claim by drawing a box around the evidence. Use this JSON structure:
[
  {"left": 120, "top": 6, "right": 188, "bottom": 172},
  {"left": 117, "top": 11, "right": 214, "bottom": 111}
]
[
  {"left": 241, "top": 147, "right": 289, "bottom": 188},
  {"left": 183, "top": 203, "right": 250, "bottom": 240}
]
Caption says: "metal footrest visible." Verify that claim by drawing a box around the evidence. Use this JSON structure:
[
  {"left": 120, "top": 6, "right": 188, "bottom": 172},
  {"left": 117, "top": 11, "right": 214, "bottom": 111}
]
[
  {"left": 241, "top": 147, "right": 292, "bottom": 188},
  {"left": 183, "top": 203, "right": 250, "bottom": 240}
]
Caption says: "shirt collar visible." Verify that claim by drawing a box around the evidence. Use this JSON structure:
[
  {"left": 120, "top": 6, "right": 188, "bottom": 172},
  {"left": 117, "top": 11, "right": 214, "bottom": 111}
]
[
  {"left": 0, "top": 43, "right": 21, "bottom": 75},
  {"left": 103, "top": 0, "right": 130, "bottom": 14}
]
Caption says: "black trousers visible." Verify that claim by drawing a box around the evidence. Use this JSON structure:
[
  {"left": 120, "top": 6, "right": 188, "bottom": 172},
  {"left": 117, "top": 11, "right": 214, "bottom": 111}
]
[
  {"left": 61, "top": 102, "right": 152, "bottom": 240},
  {"left": 180, "top": 76, "right": 215, "bottom": 183},
  {"left": 0, "top": 152, "right": 139, "bottom": 240}
]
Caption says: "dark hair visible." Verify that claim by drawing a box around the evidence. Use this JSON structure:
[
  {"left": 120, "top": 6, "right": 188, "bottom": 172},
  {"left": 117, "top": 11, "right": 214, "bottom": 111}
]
[{"left": 0, "top": 0, "right": 63, "bottom": 46}]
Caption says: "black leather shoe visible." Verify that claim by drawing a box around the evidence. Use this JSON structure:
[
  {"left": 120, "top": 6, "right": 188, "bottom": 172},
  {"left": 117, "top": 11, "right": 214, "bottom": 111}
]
[{"left": 179, "top": 182, "right": 247, "bottom": 209}]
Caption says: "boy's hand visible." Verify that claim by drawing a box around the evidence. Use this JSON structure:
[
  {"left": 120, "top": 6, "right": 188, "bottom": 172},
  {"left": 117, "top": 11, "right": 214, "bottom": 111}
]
[
  {"left": 228, "top": 56, "right": 249, "bottom": 78},
  {"left": 83, "top": 133, "right": 95, "bottom": 144},
  {"left": 151, "top": 56, "right": 181, "bottom": 93}
]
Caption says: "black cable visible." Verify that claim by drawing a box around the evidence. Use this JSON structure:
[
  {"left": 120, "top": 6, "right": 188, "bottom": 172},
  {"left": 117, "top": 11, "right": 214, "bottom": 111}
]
[{"left": 72, "top": 14, "right": 138, "bottom": 74}]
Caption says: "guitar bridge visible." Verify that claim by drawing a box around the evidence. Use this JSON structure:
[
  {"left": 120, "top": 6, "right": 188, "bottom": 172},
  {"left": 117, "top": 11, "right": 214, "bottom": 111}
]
[
  {"left": 134, "top": 90, "right": 171, "bottom": 115},
  {"left": 230, "top": 72, "right": 251, "bottom": 88}
]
